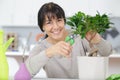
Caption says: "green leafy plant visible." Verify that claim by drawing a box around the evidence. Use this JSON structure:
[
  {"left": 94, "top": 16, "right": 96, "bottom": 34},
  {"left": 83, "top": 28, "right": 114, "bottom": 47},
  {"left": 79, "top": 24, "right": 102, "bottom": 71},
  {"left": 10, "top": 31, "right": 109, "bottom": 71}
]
[
  {"left": 106, "top": 74, "right": 120, "bottom": 80},
  {"left": 66, "top": 11, "right": 113, "bottom": 39}
]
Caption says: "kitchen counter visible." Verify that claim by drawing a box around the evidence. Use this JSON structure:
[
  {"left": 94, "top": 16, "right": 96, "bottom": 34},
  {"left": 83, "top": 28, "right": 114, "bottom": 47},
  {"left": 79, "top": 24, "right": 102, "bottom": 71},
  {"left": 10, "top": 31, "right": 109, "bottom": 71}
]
[
  {"left": 32, "top": 78, "right": 79, "bottom": 80},
  {"left": 9, "top": 77, "right": 79, "bottom": 80},
  {"left": 6, "top": 51, "right": 120, "bottom": 58}
]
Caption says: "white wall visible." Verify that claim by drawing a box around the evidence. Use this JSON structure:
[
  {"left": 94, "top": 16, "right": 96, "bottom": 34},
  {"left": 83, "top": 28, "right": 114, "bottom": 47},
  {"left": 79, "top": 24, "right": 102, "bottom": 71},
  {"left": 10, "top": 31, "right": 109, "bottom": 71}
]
[
  {"left": 0, "top": 0, "right": 120, "bottom": 26},
  {"left": 30, "top": 0, "right": 120, "bottom": 17}
]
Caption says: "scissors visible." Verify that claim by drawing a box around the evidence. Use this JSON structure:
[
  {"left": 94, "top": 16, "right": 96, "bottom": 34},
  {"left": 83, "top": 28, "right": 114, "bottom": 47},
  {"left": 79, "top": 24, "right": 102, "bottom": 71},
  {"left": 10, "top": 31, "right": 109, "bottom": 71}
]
[{"left": 65, "top": 34, "right": 78, "bottom": 45}]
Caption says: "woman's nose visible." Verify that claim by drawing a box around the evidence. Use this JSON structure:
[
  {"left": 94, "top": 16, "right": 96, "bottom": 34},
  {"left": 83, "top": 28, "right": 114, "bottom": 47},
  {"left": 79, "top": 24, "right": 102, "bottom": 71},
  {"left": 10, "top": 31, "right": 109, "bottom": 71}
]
[{"left": 53, "top": 21, "right": 59, "bottom": 29}]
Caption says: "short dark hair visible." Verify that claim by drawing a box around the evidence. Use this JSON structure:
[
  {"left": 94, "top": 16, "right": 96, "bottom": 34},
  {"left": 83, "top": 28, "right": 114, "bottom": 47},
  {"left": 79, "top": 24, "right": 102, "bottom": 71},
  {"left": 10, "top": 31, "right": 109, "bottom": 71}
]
[{"left": 38, "top": 2, "right": 66, "bottom": 32}]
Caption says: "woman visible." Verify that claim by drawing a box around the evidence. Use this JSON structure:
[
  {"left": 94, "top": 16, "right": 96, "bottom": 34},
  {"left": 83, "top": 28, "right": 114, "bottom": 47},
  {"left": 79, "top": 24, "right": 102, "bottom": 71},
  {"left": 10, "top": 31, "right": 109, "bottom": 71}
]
[{"left": 15, "top": 2, "right": 112, "bottom": 79}]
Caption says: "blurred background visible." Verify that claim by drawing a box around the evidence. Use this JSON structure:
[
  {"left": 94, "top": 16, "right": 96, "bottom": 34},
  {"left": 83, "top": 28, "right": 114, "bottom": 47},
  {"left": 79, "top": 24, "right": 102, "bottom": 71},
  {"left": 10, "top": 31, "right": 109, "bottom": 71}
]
[
  {"left": 0, "top": 0, "right": 120, "bottom": 52},
  {"left": 0, "top": 0, "right": 120, "bottom": 79}
]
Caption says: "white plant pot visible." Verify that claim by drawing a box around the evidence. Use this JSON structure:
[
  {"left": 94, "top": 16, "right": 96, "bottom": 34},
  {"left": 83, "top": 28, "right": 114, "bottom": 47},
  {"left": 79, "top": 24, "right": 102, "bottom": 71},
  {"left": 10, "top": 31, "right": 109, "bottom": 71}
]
[{"left": 77, "top": 56, "right": 108, "bottom": 80}]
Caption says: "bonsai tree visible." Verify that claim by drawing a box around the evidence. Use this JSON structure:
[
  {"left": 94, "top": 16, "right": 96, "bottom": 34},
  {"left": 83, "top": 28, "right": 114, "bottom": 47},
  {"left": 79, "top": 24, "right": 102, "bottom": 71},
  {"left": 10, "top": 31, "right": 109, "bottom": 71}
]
[{"left": 66, "top": 11, "right": 113, "bottom": 56}]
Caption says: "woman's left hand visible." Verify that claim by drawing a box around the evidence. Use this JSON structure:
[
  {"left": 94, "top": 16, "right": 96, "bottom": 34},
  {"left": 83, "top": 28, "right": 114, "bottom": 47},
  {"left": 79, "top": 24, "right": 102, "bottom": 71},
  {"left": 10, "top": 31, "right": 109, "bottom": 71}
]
[{"left": 85, "top": 31, "right": 102, "bottom": 44}]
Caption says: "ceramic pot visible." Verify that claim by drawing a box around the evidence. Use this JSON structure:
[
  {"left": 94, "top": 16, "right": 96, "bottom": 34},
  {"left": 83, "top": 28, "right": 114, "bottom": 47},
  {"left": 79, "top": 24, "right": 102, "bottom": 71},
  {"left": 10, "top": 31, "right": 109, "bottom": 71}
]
[{"left": 77, "top": 56, "right": 108, "bottom": 80}]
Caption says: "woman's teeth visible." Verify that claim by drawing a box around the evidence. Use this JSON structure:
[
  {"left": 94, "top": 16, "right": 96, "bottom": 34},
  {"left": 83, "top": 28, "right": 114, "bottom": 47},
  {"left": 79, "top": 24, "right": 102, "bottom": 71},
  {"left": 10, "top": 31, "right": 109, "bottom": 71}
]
[{"left": 53, "top": 31, "right": 60, "bottom": 34}]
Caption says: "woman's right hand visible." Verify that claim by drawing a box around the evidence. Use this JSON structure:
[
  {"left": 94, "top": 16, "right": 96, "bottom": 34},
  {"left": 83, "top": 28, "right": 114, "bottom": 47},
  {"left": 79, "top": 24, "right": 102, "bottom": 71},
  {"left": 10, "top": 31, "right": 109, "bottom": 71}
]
[{"left": 46, "top": 41, "right": 72, "bottom": 58}]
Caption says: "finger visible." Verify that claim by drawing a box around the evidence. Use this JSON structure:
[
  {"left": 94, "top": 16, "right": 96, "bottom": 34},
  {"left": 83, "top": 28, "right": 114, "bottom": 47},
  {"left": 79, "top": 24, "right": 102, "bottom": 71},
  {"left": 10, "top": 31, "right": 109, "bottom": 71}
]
[
  {"left": 62, "top": 47, "right": 70, "bottom": 55},
  {"left": 90, "top": 33, "right": 102, "bottom": 44},
  {"left": 62, "top": 41, "right": 71, "bottom": 47},
  {"left": 60, "top": 41, "right": 72, "bottom": 49},
  {"left": 63, "top": 45, "right": 71, "bottom": 52},
  {"left": 60, "top": 48, "right": 71, "bottom": 57},
  {"left": 86, "top": 32, "right": 97, "bottom": 42},
  {"left": 62, "top": 43, "right": 72, "bottom": 53}
]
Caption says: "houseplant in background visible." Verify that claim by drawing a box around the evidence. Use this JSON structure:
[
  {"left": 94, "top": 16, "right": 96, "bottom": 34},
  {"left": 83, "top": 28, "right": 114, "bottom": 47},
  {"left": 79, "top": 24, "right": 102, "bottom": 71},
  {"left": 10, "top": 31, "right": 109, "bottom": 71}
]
[
  {"left": 66, "top": 11, "right": 113, "bottom": 56},
  {"left": 106, "top": 74, "right": 120, "bottom": 80},
  {"left": 0, "top": 30, "right": 14, "bottom": 80},
  {"left": 66, "top": 11, "right": 113, "bottom": 80}
]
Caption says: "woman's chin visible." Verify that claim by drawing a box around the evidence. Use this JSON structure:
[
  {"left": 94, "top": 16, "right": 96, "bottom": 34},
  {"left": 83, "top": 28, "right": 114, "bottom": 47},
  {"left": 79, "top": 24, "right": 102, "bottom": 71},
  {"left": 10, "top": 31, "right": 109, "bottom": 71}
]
[
  {"left": 52, "top": 35, "right": 63, "bottom": 40},
  {"left": 53, "top": 37, "right": 62, "bottom": 40},
  {"left": 51, "top": 31, "right": 65, "bottom": 40}
]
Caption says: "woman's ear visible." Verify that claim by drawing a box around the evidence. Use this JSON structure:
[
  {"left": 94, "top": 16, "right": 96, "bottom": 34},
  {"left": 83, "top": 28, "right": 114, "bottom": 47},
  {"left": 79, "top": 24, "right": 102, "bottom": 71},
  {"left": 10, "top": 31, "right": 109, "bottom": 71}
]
[{"left": 43, "top": 28, "right": 45, "bottom": 31}]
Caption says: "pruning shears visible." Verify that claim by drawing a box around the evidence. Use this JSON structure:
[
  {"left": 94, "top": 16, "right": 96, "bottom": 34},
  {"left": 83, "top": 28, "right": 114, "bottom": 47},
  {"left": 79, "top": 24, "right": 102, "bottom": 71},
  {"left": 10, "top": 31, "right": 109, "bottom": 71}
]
[{"left": 65, "top": 34, "right": 78, "bottom": 45}]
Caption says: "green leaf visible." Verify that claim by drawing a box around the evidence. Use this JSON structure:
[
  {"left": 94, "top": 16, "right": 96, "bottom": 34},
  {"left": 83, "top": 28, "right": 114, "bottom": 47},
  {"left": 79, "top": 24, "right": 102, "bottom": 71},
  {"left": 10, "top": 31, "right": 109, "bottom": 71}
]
[
  {"left": 66, "top": 11, "right": 113, "bottom": 39},
  {"left": 106, "top": 74, "right": 120, "bottom": 80}
]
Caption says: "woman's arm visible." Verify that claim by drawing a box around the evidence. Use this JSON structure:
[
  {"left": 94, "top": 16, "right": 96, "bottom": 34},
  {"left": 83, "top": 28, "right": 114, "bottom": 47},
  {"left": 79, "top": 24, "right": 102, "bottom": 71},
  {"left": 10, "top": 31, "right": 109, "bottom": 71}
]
[
  {"left": 82, "top": 32, "right": 113, "bottom": 56},
  {"left": 25, "top": 40, "right": 72, "bottom": 77},
  {"left": 25, "top": 43, "right": 50, "bottom": 77},
  {"left": 93, "top": 38, "right": 112, "bottom": 56}
]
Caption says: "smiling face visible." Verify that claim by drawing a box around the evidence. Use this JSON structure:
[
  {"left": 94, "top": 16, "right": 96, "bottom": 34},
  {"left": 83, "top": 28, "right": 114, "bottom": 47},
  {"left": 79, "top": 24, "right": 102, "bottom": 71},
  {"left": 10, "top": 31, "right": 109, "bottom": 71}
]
[
  {"left": 38, "top": 2, "right": 67, "bottom": 43},
  {"left": 43, "top": 16, "right": 66, "bottom": 41}
]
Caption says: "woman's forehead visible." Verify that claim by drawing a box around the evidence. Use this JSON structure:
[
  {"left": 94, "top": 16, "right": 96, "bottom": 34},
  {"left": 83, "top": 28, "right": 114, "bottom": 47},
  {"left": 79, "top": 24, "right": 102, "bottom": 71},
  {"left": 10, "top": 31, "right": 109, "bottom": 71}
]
[
  {"left": 44, "top": 12, "right": 62, "bottom": 20},
  {"left": 45, "top": 16, "right": 61, "bottom": 21}
]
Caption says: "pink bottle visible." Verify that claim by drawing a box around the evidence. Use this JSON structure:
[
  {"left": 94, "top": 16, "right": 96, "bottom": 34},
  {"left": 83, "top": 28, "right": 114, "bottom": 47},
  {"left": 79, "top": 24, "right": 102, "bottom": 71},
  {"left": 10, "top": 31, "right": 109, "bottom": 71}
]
[
  {"left": 14, "top": 32, "right": 32, "bottom": 80},
  {"left": 14, "top": 63, "right": 31, "bottom": 80}
]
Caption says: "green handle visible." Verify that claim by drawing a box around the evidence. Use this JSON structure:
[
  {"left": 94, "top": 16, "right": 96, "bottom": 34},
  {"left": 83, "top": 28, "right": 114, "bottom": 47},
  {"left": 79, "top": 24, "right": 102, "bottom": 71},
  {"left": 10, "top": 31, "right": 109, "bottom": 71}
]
[
  {"left": 65, "top": 36, "right": 71, "bottom": 42},
  {"left": 65, "top": 36, "right": 75, "bottom": 45},
  {"left": 69, "top": 39, "right": 74, "bottom": 45}
]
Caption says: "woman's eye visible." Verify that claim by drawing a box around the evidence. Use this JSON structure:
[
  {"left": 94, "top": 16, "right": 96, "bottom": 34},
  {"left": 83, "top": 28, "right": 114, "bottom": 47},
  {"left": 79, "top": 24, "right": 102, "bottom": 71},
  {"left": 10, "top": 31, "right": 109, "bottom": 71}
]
[
  {"left": 58, "top": 19, "right": 62, "bottom": 22},
  {"left": 46, "top": 21, "right": 51, "bottom": 24}
]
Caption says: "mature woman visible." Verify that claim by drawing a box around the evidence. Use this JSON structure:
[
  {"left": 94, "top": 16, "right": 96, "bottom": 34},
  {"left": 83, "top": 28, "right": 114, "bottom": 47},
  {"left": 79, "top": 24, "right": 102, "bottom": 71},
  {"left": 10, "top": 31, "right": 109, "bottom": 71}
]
[{"left": 15, "top": 2, "right": 112, "bottom": 79}]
